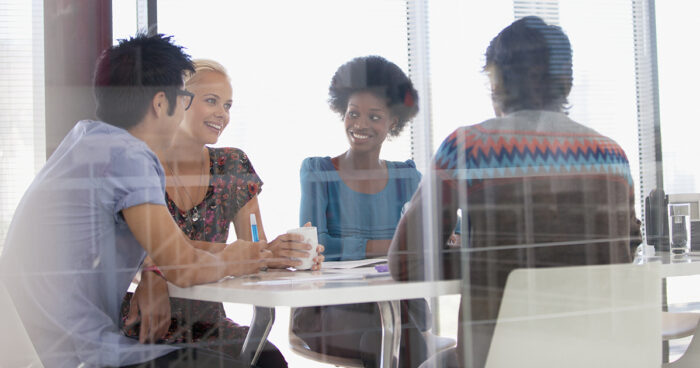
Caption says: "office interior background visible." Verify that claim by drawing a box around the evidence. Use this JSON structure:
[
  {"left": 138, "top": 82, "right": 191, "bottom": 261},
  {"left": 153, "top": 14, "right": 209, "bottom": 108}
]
[
  {"left": 3, "top": 0, "right": 700, "bottom": 244},
  {"left": 1, "top": 0, "right": 699, "bottom": 366}
]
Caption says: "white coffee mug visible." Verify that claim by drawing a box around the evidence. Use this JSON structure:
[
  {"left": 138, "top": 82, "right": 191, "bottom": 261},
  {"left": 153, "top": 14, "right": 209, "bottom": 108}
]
[{"left": 286, "top": 226, "right": 318, "bottom": 270}]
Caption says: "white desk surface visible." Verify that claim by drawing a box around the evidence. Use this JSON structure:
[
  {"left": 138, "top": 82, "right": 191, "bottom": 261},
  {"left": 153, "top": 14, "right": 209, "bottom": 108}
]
[
  {"left": 168, "top": 267, "right": 461, "bottom": 308},
  {"left": 644, "top": 252, "right": 700, "bottom": 277},
  {"left": 167, "top": 251, "right": 700, "bottom": 307}
]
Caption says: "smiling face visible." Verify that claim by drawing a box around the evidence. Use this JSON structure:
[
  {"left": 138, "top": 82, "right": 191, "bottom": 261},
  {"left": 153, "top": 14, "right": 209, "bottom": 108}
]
[
  {"left": 344, "top": 91, "right": 397, "bottom": 155},
  {"left": 181, "top": 70, "right": 233, "bottom": 145}
]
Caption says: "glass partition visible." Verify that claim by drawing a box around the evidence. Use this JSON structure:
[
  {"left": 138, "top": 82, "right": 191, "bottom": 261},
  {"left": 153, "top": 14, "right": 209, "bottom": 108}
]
[{"left": 2, "top": 0, "right": 700, "bottom": 367}]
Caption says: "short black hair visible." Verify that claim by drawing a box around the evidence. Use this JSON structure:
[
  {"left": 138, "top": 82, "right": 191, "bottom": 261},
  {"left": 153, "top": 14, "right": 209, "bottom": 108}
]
[
  {"left": 485, "top": 16, "right": 573, "bottom": 114},
  {"left": 328, "top": 55, "right": 419, "bottom": 136},
  {"left": 93, "top": 34, "right": 194, "bottom": 129}
]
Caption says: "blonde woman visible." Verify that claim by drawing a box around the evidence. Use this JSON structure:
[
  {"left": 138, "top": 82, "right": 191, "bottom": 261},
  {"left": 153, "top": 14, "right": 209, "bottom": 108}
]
[{"left": 121, "top": 59, "right": 324, "bottom": 367}]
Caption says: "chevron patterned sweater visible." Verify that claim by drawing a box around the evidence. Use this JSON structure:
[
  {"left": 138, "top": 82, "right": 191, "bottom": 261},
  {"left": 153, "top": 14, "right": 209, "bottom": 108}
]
[{"left": 398, "top": 110, "right": 638, "bottom": 367}]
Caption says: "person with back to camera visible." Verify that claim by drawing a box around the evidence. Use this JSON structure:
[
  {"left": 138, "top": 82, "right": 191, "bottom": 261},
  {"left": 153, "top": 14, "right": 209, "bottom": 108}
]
[
  {"left": 0, "top": 34, "right": 313, "bottom": 368},
  {"left": 119, "top": 59, "right": 325, "bottom": 367},
  {"left": 388, "top": 16, "right": 640, "bottom": 367},
  {"left": 292, "top": 55, "right": 447, "bottom": 368}
]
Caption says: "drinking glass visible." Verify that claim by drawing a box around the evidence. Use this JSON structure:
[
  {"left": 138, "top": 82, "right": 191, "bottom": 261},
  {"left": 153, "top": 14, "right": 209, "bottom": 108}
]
[{"left": 668, "top": 203, "right": 691, "bottom": 256}]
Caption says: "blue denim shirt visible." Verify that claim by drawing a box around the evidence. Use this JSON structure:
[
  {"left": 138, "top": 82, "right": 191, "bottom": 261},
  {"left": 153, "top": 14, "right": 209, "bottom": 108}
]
[
  {"left": 0, "top": 120, "right": 176, "bottom": 367},
  {"left": 299, "top": 156, "right": 421, "bottom": 261}
]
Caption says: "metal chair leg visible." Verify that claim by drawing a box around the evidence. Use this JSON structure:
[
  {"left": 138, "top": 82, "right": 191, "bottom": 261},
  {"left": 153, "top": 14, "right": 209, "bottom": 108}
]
[{"left": 240, "top": 306, "right": 275, "bottom": 367}]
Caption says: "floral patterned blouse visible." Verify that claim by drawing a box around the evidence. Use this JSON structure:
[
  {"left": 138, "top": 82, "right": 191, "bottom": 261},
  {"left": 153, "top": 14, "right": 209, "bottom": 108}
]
[
  {"left": 121, "top": 147, "right": 263, "bottom": 349},
  {"left": 167, "top": 147, "right": 263, "bottom": 243}
]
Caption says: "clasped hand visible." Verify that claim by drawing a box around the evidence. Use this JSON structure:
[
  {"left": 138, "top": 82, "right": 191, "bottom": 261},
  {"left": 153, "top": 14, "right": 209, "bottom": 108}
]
[{"left": 125, "top": 270, "right": 171, "bottom": 343}]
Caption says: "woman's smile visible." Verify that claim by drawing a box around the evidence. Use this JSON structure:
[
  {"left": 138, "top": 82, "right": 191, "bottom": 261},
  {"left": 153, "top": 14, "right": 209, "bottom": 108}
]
[
  {"left": 348, "top": 128, "right": 372, "bottom": 142},
  {"left": 204, "top": 120, "right": 224, "bottom": 135}
]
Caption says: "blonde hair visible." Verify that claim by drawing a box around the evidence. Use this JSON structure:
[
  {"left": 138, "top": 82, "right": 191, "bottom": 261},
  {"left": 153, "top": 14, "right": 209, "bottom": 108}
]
[{"left": 184, "top": 59, "right": 231, "bottom": 86}]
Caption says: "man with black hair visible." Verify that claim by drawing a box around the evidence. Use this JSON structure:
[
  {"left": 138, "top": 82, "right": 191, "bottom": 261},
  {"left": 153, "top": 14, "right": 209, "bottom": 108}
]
[
  {"left": 0, "top": 34, "right": 286, "bottom": 367},
  {"left": 389, "top": 17, "right": 637, "bottom": 367}
]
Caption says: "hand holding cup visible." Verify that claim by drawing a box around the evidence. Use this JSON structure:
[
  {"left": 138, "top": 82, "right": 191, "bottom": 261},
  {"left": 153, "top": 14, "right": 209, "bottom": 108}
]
[
  {"left": 286, "top": 225, "right": 322, "bottom": 270},
  {"left": 266, "top": 224, "right": 324, "bottom": 270}
]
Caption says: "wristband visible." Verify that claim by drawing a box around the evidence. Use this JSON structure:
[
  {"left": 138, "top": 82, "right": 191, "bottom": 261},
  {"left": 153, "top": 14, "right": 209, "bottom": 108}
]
[{"left": 142, "top": 265, "right": 165, "bottom": 278}]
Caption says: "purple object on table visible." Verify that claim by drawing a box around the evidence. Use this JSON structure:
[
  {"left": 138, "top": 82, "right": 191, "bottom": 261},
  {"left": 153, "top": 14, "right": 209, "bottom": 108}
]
[{"left": 374, "top": 264, "right": 389, "bottom": 272}]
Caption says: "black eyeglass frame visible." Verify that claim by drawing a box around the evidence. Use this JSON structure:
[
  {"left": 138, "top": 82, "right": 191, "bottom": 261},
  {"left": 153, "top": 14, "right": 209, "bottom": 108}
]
[{"left": 176, "top": 89, "right": 195, "bottom": 110}]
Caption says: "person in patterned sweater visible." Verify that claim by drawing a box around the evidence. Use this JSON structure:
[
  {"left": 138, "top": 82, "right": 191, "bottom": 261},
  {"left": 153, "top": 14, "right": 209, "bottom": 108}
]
[
  {"left": 388, "top": 16, "right": 640, "bottom": 368},
  {"left": 120, "top": 59, "right": 325, "bottom": 368}
]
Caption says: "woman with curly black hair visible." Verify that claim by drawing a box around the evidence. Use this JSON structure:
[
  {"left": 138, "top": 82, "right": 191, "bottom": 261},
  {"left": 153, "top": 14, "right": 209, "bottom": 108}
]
[
  {"left": 291, "top": 55, "right": 432, "bottom": 368},
  {"left": 302, "top": 55, "right": 420, "bottom": 261}
]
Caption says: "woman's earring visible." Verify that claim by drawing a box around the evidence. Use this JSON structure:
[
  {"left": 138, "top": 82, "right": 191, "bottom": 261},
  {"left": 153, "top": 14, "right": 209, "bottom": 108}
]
[{"left": 390, "top": 124, "right": 398, "bottom": 135}]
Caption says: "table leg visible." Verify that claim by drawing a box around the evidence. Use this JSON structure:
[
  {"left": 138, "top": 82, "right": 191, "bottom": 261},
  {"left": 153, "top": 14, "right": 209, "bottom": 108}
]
[
  {"left": 378, "top": 300, "right": 402, "bottom": 368},
  {"left": 390, "top": 300, "right": 402, "bottom": 366},
  {"left": 240, "top": 306, "right": 275, "bottom": 367}
]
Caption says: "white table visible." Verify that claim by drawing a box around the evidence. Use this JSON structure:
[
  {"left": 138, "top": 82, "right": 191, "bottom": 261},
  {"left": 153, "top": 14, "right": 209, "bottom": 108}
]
[
  {"left": 168, "top": 267, "right": 461, "bottom": 367},
  {"left": 637, "top": 251, "right": 700, "bottom": 363},
  {"left": 656, "top": 252, "right": 700, "bottom": 277},
  {"left": 167, "top": 252, "right": 700, "bottom": 367}
]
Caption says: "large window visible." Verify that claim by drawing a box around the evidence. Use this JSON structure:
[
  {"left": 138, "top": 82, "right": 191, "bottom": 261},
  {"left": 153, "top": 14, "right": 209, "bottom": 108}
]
[
  {"left": 156, "top": 0, "right": 412, "bottom": 239},
  {"left": 429, "top": 0, "right": 639, "bottom": 214},
  {"left": 656, "top": 1, "right": 700, "bottom": 194},
  {"left": 0, "top": 0, "right": 669, "bottom": 250}
]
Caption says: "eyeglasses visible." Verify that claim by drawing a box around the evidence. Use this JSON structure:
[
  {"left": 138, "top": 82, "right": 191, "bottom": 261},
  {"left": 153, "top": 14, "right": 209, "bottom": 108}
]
[{"left": 176, "top": 89, "right": 195, "bottom": 110}]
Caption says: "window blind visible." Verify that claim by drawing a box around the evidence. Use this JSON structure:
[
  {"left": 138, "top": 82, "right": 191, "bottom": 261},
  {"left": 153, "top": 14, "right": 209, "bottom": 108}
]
[
  {"left": 406, "top": 0, "right": 434, "bottom": 172},
  {"left": 0, "top": 0, "right": 44, "bottom": 250},
  {"left": 514, "top": 0, "right": 560, "bottom": 24},
  {"left": 632, "top": 0, "right": 663, "bottom": 230},
  {"left": 654, "top": 1, "right": 700, "bottom": 196}
]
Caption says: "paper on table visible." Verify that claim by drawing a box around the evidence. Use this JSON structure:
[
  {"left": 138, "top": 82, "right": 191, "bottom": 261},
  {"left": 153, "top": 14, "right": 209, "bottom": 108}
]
[
  {"left": 241, "top": 267, "right": 390, "bottom": 285},
  {"left": 242, "top": 271, "right": 368, "bottom": 285},
  {"left": 322, "top": 258, "right": 388, "bottom": 269}
]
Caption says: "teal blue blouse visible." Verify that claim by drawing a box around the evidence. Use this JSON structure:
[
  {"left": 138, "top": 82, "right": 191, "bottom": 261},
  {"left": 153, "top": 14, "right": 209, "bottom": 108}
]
[{"left": 299, "top": 157, "right": 421, "bottom": 261}]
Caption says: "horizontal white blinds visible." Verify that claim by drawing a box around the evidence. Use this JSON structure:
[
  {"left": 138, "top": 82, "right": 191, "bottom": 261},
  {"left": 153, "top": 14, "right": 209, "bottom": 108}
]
[{"left": 0, "top": 0, "right": 44, "bottom": 250}]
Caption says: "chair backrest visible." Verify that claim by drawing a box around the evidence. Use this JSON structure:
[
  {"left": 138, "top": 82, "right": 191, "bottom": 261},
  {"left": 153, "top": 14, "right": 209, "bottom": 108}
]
[
  {"left": 0, "top": 282, "right": 44, "bottom": 368},
  {"left": 485, "top": 263, "right": 660, "bottom": 368},
  {"left": 665, "top": 318, "right": 700, "bottom": 368}
]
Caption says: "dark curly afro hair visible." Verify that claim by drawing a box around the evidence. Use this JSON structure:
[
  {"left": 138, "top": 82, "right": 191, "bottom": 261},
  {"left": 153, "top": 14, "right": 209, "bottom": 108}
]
[{"left": 328, "top": 55, "right": 419, "bottom": 137}]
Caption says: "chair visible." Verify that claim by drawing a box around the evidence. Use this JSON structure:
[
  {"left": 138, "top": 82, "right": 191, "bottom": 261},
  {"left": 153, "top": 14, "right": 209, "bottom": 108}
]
[
  {"left": 287, "top": 308, "right": 456, "bottom": 367},
  {"left": 663, "top": 312, "right": 700, "bottom": 367},
  {"left": 0, "top": 282, "right": 44, "bottom": 367},
  {"left": 662, "top": 312, "right": 700, "bottom": 340},
  {"left": 288, "top": 323, "right": 365, "bottom": 367},
  {"left": 423, "top": 331, "right": 457, "bottom": 354},
  {"left": 482, "top": 262, "right": 661, "bottom": 368}
]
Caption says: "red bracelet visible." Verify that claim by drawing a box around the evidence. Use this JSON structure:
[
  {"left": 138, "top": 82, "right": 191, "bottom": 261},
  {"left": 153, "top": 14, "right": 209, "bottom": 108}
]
[{"left": 142, "top": 265, "right": 165, "bottom": 278}]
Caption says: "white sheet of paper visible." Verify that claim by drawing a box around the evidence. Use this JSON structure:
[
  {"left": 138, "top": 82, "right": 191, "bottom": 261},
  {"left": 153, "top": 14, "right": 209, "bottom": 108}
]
[
  {"left": 322, "top": 258, "right": 388, "bottom": 269},
  {"left": 242, "top": 272, "right": 366, "bottom": 285}
]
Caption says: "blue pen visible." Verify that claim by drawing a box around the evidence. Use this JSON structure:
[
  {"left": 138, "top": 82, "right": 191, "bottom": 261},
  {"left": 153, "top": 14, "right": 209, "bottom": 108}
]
[{"left": 250, "top": 213, "right": 259, "bottom": 242}]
